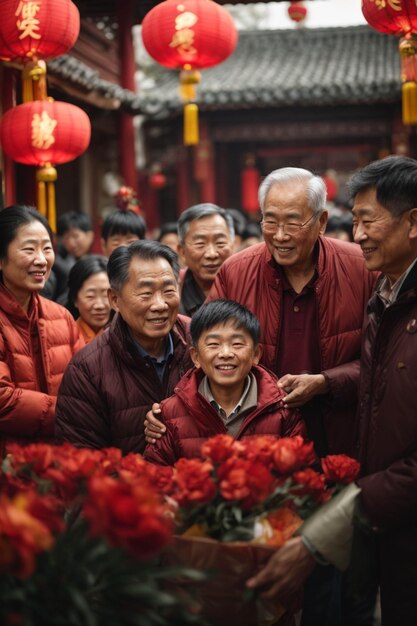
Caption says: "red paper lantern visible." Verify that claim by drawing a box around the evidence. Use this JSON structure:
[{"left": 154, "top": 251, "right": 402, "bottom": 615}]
[
  {"left": 142, "top": 0, "right": 237, "bottom": 70},
  {"left": 322, "top": 175, "right": 338, "bottom": 202},
  {"left": 362, "top": 0, "right": 417, "bottom": 36},
  {"left": 362, "top": 0, "right": 417, "bottom": 125},
  {"left": 0, "top": 100, "right": 91, "bottom": 165},
  {"left": 241, "top": 165, "right": 260, "bottom": 214},
  {"left": 0, "top": 0, "right": 80, "bottom": 63},
  {"left": 288, "top": 2, "right": 307, "bottom": 24},
  {"left": 149, "top": 172, "right": 167, "bottom": 189},
  {"left": 142, "top": 0, "right": 237, "bottom": 145}
]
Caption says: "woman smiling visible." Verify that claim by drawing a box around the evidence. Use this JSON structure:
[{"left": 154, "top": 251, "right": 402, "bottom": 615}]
[{"left": 0, "top": 205, "right": 84, "bottom": 454}]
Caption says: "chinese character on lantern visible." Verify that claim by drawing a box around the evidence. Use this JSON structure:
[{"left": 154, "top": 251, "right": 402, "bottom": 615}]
[
  {"left": 31, "top": 111, "right": 57, "bottom": 149},
  {"left": 15, "top": 0, "right": 42, "bottom": 40}
]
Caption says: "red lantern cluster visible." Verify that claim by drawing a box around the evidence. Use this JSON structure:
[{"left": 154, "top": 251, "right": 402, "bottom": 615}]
[
  {"left": 0, "top": 100, "right": 91, "bottom": 166},
  {"left": 0, "top": 0, "right": 80, "bottom": 63},
  {"left": 288, "top": 1, "right": 307, "bottom": 24}
]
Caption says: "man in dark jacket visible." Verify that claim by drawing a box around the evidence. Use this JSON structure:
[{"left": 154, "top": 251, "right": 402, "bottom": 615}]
[
  {"left": 55, "top": 240, "right": 192, "bottom": 454},
  {"left": 178, "top": 204, "right": 234, "bottom": 317},
  {"left": 144, "top": 299, "right": 305, "bottom": 465},
  {"left": 247, "top": 155, "right": 417, "bottom": 626}
]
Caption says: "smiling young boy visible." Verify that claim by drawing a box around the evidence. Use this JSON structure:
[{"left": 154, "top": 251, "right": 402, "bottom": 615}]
[{"left": 144, "top": 299, "right": 306, "bottom": 465}]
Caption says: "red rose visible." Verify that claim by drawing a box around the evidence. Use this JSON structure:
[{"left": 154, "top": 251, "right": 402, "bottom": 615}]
[
  {"left": 291, "top": 469, "right": 328, "bottom": 502},
  {"left": 218, "top": 457, "right": 275, "bottom": 510},
  {"left": 201, "top": 434, "right": 240, "bottom": 464},
  {"left": 172, "top": 459, "right": 216, "bottom": 506},
  {"left": 321, "top": 455, "right": 360, "bottom": 485},
  {"left": 272, "top": 436, "right": 316, "bottom": 475},
  {"left": 239, "top": 435, "right": 278, "bottom": 466},
  {"left": 84, "top": 476, "right": 172, "bottom": 560}
]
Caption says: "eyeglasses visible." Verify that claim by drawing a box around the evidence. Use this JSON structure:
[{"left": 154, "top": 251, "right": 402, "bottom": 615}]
[{"left": 260, "top": 213, "right": 318, "bottom": 235}]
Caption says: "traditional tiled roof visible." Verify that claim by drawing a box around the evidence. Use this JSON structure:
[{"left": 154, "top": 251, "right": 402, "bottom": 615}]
[
  {"left": 134, "top": 25, "right": 401, "bottom": 118},
  {"left": 47, "top": 25, "right": 401, "bottom": 117}
]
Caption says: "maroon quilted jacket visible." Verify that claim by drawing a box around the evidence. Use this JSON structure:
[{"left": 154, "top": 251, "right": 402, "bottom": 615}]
[
  {"left": 144, "top": 364, "right": 306, "bottom": 465},
  {"left": 207, "top": 237, "right": 378, "bottom": 455},
  {"left": 55, "top": 312, "right": 192, "bottom": 454}
]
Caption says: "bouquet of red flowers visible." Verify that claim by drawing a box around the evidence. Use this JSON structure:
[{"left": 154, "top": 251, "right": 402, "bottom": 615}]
[
  {"left": 159, "top": 434, "right": 360, "bottom": 626},
  {"left": 0, "top": 443, "right": 204, "bottom": 626}
]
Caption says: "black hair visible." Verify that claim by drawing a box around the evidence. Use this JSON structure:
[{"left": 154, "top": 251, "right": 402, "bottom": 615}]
[
  {"left": 67, "top": 255, "right": 108, "bottom": 318},
  {"left": 57, "top": 211, "right": 92, "bottom": 236},
  {"left": 190, "top": 299, "right": 260, "bottom": 347},
  {"left": 178, "top": 203, "right": 234, "bottom": 244},
  {"left": 101, "top": 210, "right": 146, "bottom": 241},
  {"left": 226, "top": 208, "right": 248, "bottom": 238},
  {"left": 107, "top": 240, "right": 179, "bottom": 292},
  {"left": 0, "top": 205, "right": 53, "bottom": 260},
  {"left": 348, "top": 155, "right": 417, "bottom": 218},
  {"left": 325, "top": 214, "right": 353, "bottom": 239},
  {"left": 241, "top": 222, "right": 262, "bottom": 240},
  {"left": 158, "top": 222, "right": 178, "bottom": 241}
]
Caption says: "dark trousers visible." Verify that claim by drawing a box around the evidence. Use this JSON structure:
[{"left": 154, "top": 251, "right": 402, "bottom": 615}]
[{"left": 300, "top": 565, "right": 342, "bottom": 626}]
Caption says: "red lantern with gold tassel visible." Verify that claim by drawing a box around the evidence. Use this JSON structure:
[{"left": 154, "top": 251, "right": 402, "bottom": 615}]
[
  {"left": 288, "top": 2, "right": 307, "bottom": 24},
  {"left": 0, "top": 100, "right": 90, "bottom": 231},
  {"left": 241, "top": 157, "right": 260, "bottom": 214},
  {"left": 362, "top": 0, "right": 417, "bottom": 125},
  {"left": 142, "top": 0, "right": 237, "bottom": 145}
]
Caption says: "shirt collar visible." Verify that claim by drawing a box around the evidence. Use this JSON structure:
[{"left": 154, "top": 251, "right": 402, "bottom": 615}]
[
  {"left": 199, "top": 372, "right": 257, "bottom": 417},
  {"left": 134, "top": 332, "right": 174, "bottom": 364},
  {"left": 377, "top": 258, "right": 417, "bottom": 306}
]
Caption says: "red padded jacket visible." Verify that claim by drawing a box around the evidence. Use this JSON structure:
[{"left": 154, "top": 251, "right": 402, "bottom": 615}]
[
  {"left": 207, "top": 237, "right": 378, "bottom": 454},
  {"left": 0, "top": 283, "right": 83, "bottom": 453},
  {"left": 144, "top": 365, "right": 306, "bottom": 465}
]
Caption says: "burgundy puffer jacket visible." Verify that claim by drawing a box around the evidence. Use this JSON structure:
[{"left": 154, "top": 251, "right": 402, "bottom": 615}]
[
  {"left": 55, "top": 313, "right": 192, "bottom": 454},
  {"left": 356, "top": 264, "right": 417, "bottom": 528},
  {"left": 207, "top": 237, "right": 378, "bottom": 455},
  {"left": 144, "top": 365, "right": 306, "bottom": 465}
]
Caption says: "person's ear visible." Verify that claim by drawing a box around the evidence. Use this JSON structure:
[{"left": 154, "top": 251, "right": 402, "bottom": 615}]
[
  {"left": 190, "top": 346, "right": 201, "bottom": 368},
  {"left": 108, "top": 288, "right": 119, "bottom": 312},
  {"left": 318, "top": 210, "right": 328, "bottom": 236},
  {"left": 177, "top": 243, "right": 187, "bottom": 267},
  {"left": 252, "top": 343, "right": 262, "bottom": 366},
  {"left": 408, "top": 208, "right": 417, "bottom": 239}
]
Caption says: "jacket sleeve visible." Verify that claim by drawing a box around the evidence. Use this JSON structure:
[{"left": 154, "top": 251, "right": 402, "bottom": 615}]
[
  {"left": 281, "top": 407, "right": 308, "bottom": 440},
  {"left": 143, "top": 414, "right": 180, "bottom": 466},
  {"left": 0, "top": 335, "right": 56, "bottom": 437},
  {"left": 357, "top": 451, "right": 417, "bottom": 528},
  {"left": 321, "top": 360, "right": 360, "bottom": 408},
  {"left": 55, "top": 359, "right": 110, "bottom": 449}
]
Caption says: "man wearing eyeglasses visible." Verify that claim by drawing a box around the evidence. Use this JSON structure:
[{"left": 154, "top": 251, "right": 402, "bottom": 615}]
[
  {"left": 247, "top": 156, "right": 417, "bottom": 626},
  {"left": 206, "top": 167, "right": 378, "bottom": 626}
]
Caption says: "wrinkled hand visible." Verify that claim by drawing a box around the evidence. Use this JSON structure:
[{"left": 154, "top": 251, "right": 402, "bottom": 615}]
[
  {"left": 246, "top": 537, "right": 316, "bottom": 600},
  {"left": 144, "top": 403, "right": 165, "bottom": 444},
  {"left": 278, "top": 373, "right": 328, "bottom": 408}
]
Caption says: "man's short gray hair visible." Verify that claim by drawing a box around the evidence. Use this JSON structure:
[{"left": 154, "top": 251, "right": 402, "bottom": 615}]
[
  {"left": 258, "top": 168, "right": 327, "bottom": 216},
  {"left": 178, "top": 203, "right": 235, "bottom": 244}
]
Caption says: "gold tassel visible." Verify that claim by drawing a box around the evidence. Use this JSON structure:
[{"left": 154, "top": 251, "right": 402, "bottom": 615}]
[
  {"left": 179, "top": 68, "right": 201, "bottom": 146},
  {"left": 184, "top": 103, "right": 199, "bottom": 146},
  {"left": 36, "top": 165, "right": 58, "bottom": 231},
  {"left": 22, "top": 60, "right": 47, "bottom": 103},
  {"left": 402, "top": 82, "right": 417, "bottom": 125}
]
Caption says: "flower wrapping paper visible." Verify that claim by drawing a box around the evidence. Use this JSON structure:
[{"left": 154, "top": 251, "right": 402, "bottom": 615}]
[{"left": 162, "top": 535, "right": 296, "bottom": 626}]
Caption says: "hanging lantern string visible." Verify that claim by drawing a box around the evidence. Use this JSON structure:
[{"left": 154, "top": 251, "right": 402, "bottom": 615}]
[
  {"left": 22, "top": 60, "right": 48, "bottom": 103},
  {"left": 400, "top": 35, "right": 417, "bottom": 126},
  {"left": 179, "top": 66, "right": 201, "bottom": 146},
  {"left": 36, "top": 164, "right": 58, "bottom": 232}
]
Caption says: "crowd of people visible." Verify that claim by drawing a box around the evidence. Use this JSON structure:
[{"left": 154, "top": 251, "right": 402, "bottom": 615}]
[{"left": 0, "top": 156, "right": 416, "bottom": 626}]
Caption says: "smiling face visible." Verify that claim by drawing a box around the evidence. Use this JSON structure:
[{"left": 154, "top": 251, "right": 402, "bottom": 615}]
[
  {"left": 108, "top": 255, "right": 180, "bottom": 356},
  {"left": 61, "top": 227, "right": 93, "bottom": 259},
  {"left": 352, "top": 187, "right": 417, "bottom": 284},
  {"left": 190, "top": 319, "right": 261, "bottom": 398},
  {"left": 178, "top": 215, "right": 233, "bottom": 294},
  {"left": 75, "top": 271, "right": 111, "bottom": 333},
  {"left": 262, "top": 181, "right": 327, "bottom": 274},
  {"left": 0, "top": 220, "right": 55, "bottom": 310}
]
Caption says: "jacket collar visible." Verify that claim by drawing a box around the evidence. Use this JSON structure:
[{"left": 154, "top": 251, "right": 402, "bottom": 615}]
[
  {"left": 262, "top": 237, "right": 324, "bottom": 285},
  {"left": 0, "top": 281, "right": 39, "bottom": 322}
]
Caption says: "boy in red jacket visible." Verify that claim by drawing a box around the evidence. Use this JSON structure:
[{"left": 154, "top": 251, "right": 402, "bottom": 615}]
[{"left": 144, "top": 299, "right": 306, "bottom": 465}]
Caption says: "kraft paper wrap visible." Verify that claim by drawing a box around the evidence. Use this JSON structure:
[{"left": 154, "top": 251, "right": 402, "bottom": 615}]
[{"left": 162, "top": 535, "right": 292, "bottom": 626}]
